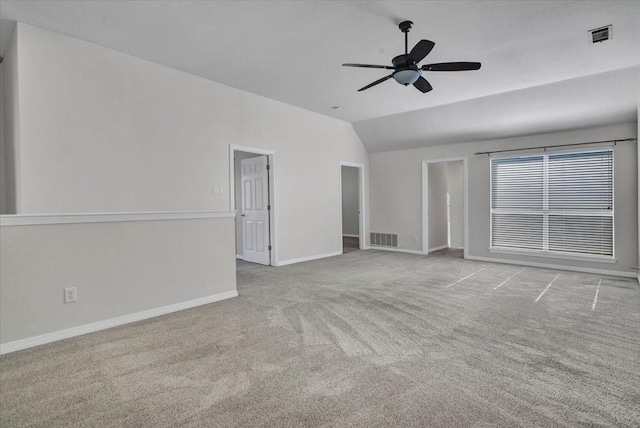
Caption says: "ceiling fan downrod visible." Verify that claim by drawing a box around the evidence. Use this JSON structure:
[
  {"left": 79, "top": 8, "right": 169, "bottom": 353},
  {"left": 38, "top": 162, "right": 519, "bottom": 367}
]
[{"left": 398, "top": 20, "right": 413, "bottom": 55}]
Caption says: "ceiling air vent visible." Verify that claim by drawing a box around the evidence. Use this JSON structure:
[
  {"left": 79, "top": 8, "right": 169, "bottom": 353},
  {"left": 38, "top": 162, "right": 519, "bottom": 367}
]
[{"left": 589, "top": 25, "right": 611, "bottom": 44}]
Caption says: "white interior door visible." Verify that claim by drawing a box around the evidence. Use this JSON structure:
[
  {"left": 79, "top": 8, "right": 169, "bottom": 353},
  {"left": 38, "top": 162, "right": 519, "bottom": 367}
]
[{"left": 241, "top": 156, "right": 270, "bottom": 265}]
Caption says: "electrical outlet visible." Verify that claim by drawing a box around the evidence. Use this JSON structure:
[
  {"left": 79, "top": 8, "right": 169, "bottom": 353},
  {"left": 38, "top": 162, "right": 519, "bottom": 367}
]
[
  {"left": 412, "top": 235, "right": 418, "bottom": 242},
  {"left": 64, "top": 287, "right": 78, "bottom": 303},
  {"left": 212, "top": 186, "right": 224, "bottom": 196}
]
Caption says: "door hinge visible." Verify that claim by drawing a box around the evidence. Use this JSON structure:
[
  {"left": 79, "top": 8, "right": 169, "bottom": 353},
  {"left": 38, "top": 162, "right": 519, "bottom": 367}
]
[
  {"left": 266, "top": 164, "right": 270, "bottom": 170},
  {"left": 268, "top": 245, "right": 272, "bottom": 250},
  {"left": 267, "top": 205, "right": 271, "bottom": 210}
]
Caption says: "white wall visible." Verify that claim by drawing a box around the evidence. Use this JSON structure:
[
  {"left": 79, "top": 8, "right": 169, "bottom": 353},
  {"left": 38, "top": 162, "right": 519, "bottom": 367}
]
[
  {"left": 0, "top": 215, "right": 236, "bottom": 349},
  {"left": 446, "top": 161, "right": 464, "bottom": 249},
  {"left": 371, "top": 122, "right": 638, "bottom": 275},
  {"left": 428, "top": 163, "right": 448, "bottom": 250},
  {"left": 341, "top": 166, "right": 359, "bottom": 236},
  {"left": 7, "top": 23, "right": 369, "bottom": 263},
  {"left": 234, "top": 151, "right": 262, "bottom": 256}
]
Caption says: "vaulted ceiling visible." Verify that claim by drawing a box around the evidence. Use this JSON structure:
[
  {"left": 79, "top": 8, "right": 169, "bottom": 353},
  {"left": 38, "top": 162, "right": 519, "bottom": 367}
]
[{"left": 1, "top": 1, "right": 639, "bottom": 151}]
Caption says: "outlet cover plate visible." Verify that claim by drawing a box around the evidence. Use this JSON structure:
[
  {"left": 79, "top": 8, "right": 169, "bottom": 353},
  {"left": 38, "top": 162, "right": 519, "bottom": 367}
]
[{"left": 64, "top": 287, "right": 78, "bottom": 303}]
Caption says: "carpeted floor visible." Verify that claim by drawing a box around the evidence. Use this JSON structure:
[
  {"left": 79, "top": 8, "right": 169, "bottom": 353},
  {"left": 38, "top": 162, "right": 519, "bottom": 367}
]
[{"left": 1, "top": 250, "right": 639, "bottom": 427}]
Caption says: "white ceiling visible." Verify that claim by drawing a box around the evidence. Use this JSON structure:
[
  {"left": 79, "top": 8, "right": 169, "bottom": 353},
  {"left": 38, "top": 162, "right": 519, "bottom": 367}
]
[
  {"left": 1, "top": 1, "right": 639, "bottom": 151},
  {"left": 355, "top": 67, "right": 639, "bottom": 152}
]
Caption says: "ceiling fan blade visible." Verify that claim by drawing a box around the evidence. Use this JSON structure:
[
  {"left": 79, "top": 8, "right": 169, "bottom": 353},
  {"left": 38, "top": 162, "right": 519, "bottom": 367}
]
[
  {"left": 413, "top": 76, "right": 433, "bottom": 93},
  {"left": 408, "top": 40, "right": 435, "bottom": 63},
  {"left": 343, "top": 63, "right": 394, "bottom": 69},
  {"left": 422, "top": 62, "right": 481, "bottom": 71},
  {"left": 358, "top": 74, "right": 393, "bottom": 92}
]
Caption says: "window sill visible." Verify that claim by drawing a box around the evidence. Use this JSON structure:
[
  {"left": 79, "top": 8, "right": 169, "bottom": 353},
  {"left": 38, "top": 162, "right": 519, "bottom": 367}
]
[{"left": 489, "top": 247, "right": 617, "bottom": 264}]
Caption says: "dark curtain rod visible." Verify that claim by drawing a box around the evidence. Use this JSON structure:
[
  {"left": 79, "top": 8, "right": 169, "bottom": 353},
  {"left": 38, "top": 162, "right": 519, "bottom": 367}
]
[{"left": 474, "top": 138, "right": 637, "bottom": 156}]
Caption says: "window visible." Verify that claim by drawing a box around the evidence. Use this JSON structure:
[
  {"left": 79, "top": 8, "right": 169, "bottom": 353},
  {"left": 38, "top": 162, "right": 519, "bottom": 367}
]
[{"left": 490, "top": 149, "right": 613, "bottom": 258}]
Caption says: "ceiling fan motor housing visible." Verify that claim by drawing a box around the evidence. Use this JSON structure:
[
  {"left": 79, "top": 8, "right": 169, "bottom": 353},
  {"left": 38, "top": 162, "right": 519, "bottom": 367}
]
[{"left": 392, "top": 54, "right": 421, "bottom": 85}]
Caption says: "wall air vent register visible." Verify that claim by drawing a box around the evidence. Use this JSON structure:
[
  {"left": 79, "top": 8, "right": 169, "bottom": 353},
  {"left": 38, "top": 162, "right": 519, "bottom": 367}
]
[
  {"left": 371, "top": 232, "right": 398, "bottom": 248},
  {"left": 589, "top": 25, "right": 611, "bottom": 43}
]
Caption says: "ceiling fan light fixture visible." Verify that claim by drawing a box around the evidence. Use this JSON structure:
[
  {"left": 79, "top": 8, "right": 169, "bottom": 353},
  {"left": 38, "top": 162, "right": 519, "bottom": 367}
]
[
  {"left": 393, "top": 69, "right": 421, "bottom": 85},
  {"left": 343, "top": 21, "right": 481, "bottom": 93}
]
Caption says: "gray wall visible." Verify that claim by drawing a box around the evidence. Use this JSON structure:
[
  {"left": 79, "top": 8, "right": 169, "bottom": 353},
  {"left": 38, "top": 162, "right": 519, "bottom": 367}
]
[
  {"left": 0, "top": 216, "right": 237, "bottom": 345},
  {"left": 235, "top": 151, "right": 263, "bottom": 256},
  {"left": 428, "top": 163, "right": 448, "bottom": 250},
  {"left": 6, "top": 23, "right": 369, "bottom": 263},
  {"left": 446, "top": 161, "right": 464, "bottom": 249},
  {"left": 1, "top": 28, "right": 18, "bottom": 215},
  {"left": 371, "top": 122, "right": 638, "bottom": 275},
  {"left": 341, "top": 166, "right": 359, "bottom": 236},
  {"left": 0, "top": 63, "right": 4, "bottom": 213}
]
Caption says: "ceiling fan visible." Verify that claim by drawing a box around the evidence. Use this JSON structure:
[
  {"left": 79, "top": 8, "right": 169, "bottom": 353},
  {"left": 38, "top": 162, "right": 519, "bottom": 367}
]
[{"left": 343, "top": 21, "right": 481, "bottom": 93}]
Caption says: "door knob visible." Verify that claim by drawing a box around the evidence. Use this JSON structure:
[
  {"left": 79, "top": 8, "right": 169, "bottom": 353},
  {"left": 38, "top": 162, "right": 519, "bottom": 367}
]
[{"left": 241, "top": 214, "right": 246, "bottom": 217}]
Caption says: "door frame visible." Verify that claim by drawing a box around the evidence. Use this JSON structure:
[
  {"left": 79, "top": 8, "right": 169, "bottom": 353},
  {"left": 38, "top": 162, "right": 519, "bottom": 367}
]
[
  {"left": 421, "top": 157, "right": 468, "bottom": 257},
  {"left": 339, "top": 161, "right": 366, "bottom": 250},
  {"left": 229, "top": 144, "right": 277, "bottom": 266}
]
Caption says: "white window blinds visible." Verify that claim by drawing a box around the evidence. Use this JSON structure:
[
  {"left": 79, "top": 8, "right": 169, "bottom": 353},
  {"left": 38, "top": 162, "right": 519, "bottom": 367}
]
[{"left": 490, "top": 149, "right": 613, "bottom": 258}]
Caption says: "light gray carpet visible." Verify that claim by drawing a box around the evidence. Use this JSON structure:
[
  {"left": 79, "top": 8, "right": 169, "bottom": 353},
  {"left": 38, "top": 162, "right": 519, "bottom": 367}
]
[{"left": 1, "top": 250, "right": 639, "bottom": 427}]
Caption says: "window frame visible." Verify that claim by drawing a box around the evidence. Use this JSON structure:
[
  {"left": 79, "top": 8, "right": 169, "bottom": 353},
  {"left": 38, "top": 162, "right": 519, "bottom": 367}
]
[{"left": 489, "top": 147, "right": 615, "bottom": 263}]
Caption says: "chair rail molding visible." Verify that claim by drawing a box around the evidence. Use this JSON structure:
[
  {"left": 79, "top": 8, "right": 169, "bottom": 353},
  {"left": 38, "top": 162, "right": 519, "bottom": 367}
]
[{"left": 0, "top": 211, "right": 236, "bottom": 226}]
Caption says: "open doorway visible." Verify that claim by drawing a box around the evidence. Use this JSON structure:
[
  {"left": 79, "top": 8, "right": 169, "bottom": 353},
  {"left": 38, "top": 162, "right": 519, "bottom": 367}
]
[
  {"left": 422, "top": 158, "right": 467, "bottom": 258},
  {"left": 230, "top": 145, "right": 277, "bottom": 267},
  {"left": 340, "top": 162, "right": 365, "bottom": 254}
]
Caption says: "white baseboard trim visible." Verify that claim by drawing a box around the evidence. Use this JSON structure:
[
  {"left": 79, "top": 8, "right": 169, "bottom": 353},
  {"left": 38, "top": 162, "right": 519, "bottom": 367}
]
[
  {"left": 0, "top": 289, "right": 238, "bottom": 355},
  {"left": 637, "top": 273, "right": 640, "bottom": 284},
  {"left": 428, "top": 245, "right": 448, "bottom": 253},
  {"left": 367, "top": 246, "right": 426, "bottom": 256},
  {"left": 235, "top": 254, "right": 244, "bottom": 260},
  {"left": 466, "top": 255, "right": 636, "bottom": 278},
  {"left": 342, "top": 234, "right": 359, "bottom": 238},
  {"left": 277, "top": 251, "right": 343, "bottom": 266}
]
